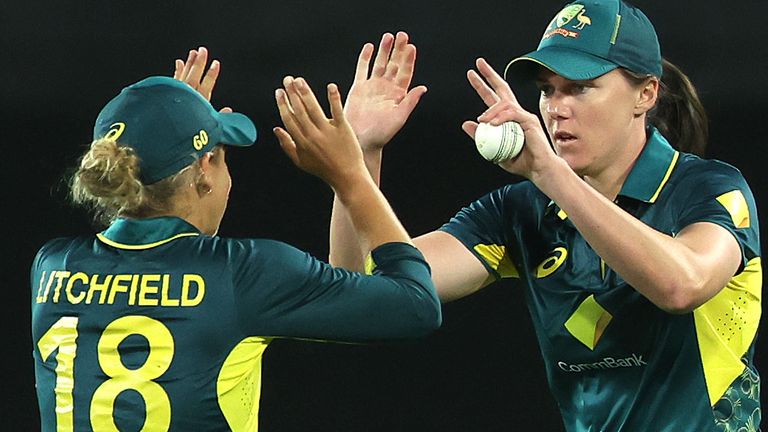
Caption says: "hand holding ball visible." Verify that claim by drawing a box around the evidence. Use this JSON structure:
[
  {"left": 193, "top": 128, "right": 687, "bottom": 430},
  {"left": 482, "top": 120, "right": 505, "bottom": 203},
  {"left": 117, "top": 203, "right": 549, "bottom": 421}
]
[{"left": 474, "top": 121, "right": 525, "bottom": 164}]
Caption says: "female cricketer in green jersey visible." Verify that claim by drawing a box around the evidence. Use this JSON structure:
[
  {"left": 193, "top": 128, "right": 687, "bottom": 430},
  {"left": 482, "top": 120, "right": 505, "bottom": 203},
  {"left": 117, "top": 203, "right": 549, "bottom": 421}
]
[
  {"left": 331, "top": 1, "right": 761, "bottom": 431},
  {"left": 31, "top": 49, "right": 441, "bottom": 431}
]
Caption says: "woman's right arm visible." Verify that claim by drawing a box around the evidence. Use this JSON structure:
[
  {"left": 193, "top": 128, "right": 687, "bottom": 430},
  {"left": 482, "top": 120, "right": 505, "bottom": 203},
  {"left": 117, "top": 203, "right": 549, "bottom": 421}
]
[{"left": 329, "top": 32, "right": 491, "bottom": 302}]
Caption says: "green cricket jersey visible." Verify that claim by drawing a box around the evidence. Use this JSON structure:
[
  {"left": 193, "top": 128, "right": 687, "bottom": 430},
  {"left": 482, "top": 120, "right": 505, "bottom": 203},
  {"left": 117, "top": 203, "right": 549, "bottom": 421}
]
[
  {"left": 31, "top": 217, "right": 441, "bottom": 431},
  {"left": 441, "top": 128, "right": 761, "bottom": 431}
]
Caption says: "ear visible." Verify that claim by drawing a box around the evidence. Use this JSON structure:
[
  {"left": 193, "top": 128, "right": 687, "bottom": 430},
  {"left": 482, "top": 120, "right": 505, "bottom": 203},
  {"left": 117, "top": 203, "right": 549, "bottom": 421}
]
[
  {"left": 634, "top": 77, "right": 659, "bottom": 115},
  {"left": 195, "top": 153, "right": 214, "bottom": 196}
]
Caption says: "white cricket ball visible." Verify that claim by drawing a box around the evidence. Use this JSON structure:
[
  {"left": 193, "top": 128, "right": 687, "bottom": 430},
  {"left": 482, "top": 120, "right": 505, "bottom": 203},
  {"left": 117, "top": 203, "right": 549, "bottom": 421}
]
[{"left": 474, "top": 121, "right": 525, "bottom": 164}]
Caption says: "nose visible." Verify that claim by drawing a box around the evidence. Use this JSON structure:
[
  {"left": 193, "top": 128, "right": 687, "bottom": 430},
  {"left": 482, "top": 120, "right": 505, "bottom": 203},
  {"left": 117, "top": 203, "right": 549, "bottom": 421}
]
[{"left": 545, "top": 101, "right": 569, "bottom": 119}]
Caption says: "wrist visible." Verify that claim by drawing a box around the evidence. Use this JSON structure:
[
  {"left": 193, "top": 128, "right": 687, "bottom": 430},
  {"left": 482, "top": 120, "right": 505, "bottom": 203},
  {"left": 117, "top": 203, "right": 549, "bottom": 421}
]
[
  {"left": 530, "top": 156, "right": 572, "bottom": 192},
  {"left": 332, "top": 170, "right": 377, "bottom": 204}
]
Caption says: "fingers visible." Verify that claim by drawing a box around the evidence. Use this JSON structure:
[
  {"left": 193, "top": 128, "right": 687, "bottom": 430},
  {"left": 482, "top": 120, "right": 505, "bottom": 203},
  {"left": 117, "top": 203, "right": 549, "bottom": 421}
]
[
  {"left": 173, "top": 59, "right": 184, "bottom": 80},
  {"left": 174, "top": 47, "right": 223, "bottom": 102},
  {"left": 273, "top": 126, "right": 300, "bottom": 165},
  {"left": 371, "top": 33, "right": 395, "bottom": 77},
  {"left": 197, "top": 60, "right": 221, "bottom": 100},
  {"left": 355, "top": 31, "right": 417, "bottom": 89},
  {"left": 478, "top": 103, "right": 521, "bottom": 126},
  {"left": 275, "top": 87, "right": 308, "bottom": 145},
  {"left": 354, "top": 43, "right": 375, "bottom": 82},
  {"left": 293, "top": 77, "right": 330, "bottom": 128},
  {"left": 219, "top": 107, "right": 233, "bottom": 114},
  {"left": 475, "top": 58, "right": 516, "bottom": 101},
  {"left": 281, "top": 77, "right": 310, "bottom": 136},
  {"left": 327, "top": 83, "right": 345, "bottom": 124},
  {"left": 176, "top": 49, "right": 197, "bottom": 81},
  {"left": 184, "top": 47, "right": 209, "bottom": 89},
  {"left": 394, "top": 43, "right": 417, "bottom": 90},
  {"left": 467, "top": 69, "right": 500, "bottom": 107}
]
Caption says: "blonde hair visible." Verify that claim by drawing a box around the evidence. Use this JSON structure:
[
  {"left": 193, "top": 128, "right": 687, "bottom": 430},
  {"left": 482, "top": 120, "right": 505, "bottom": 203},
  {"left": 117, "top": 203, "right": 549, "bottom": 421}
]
[{"left": 70, "top": 138, "right": 202, "bottom": 226}]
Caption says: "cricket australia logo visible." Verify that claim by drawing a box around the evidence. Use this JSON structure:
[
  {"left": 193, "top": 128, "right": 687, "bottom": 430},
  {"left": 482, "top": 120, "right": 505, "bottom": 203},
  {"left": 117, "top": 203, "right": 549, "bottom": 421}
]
[{"left": 544, "top": 4, "right": 591, "bottom": 39}]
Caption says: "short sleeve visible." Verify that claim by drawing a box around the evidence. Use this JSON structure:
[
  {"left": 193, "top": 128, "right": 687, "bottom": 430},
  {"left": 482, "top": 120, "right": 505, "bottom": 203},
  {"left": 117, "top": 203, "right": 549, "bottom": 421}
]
[
  {"left": 439, "top": 185, "right": 521, "bottom": 280},
  {"left": 673, "top": 161, "right": 760, "bottom": 265}
]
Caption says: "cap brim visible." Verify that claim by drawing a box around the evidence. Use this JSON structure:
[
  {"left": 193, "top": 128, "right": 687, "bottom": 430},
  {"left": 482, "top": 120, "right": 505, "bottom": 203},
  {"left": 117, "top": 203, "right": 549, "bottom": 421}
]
[
  {"left": 504, "top": 46, "right": 619, "bottom": 82},
  {"left": 217, "top": 111, "right": 257, "bottom": 147}
]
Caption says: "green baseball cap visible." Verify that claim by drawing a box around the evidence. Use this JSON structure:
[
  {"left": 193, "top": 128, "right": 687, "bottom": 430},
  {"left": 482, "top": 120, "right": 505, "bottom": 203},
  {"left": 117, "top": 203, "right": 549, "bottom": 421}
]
[
  {"left": 94, "top": 76, "right": 257, "bottom": 184},
  {"left": 504, "top": 0, "right": 662, "bottom": 81}
]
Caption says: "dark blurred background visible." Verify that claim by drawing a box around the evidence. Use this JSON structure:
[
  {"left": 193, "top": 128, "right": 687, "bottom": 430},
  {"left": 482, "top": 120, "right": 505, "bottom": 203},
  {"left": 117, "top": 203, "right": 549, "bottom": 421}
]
[{"left": 3, "top": 0, "right": 767, "bottom": 430}]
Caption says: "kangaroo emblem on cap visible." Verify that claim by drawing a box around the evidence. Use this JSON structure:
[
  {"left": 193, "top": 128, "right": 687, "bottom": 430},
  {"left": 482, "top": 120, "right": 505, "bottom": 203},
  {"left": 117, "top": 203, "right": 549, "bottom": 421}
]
[{"left": 573, "top": 8, "right": 591, "bottom": 30}]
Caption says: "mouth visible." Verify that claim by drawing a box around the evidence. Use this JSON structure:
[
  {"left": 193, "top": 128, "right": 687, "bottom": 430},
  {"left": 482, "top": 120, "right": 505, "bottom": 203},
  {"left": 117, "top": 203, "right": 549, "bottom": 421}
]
[{"left": 553, "top": 130, "right": 578, "bottom": 145}]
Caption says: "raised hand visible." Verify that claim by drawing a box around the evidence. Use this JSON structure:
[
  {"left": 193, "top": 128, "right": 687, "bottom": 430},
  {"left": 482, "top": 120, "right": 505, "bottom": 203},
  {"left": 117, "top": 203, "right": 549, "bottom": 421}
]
[
  {"left": 462, "top": 58, "right": 553, "bottom": 177},
  {"left": 274, "top": 76, "right": 367, "bottom": 192},
  {"left": 173, "top": 47, "right": 232, "bottom": 113},
  {"left": 344, "top": 32, "right": 428, "bottom": 152}
]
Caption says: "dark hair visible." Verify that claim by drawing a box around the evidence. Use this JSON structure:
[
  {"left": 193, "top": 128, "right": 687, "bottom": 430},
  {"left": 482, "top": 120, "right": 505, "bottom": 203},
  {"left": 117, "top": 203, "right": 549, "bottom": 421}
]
[{"left": 623, "top": 59, "right": 708, "bottom": 156}]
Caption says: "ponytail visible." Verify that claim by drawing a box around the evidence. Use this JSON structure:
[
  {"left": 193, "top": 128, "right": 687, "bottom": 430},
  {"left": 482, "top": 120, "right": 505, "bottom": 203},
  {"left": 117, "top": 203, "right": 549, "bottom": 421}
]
[
  {"left": 651, "top": 59, "right": 708, "bottom": 156},
  {"left": 70, "top": 138, "right": 201, "bottom": 227},
  {"left": 623, "top": 59, "right": 708, "bottom": 156}
]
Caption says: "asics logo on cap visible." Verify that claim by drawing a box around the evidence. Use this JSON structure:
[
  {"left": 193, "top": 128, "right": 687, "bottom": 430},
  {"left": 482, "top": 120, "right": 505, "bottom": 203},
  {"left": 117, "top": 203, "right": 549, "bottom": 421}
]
[{"left": 105, "top": 122, "right": 126, "bottom": 141}]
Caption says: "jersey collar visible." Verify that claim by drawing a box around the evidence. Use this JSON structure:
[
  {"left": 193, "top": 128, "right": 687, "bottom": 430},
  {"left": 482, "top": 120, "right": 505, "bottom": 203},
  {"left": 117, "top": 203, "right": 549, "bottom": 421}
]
[
  {"left": 618, "top": 127, "right": 679, "bottom": 203},
  {"left": 97, "top": 217, "right": 201, "bottom": 250},
  {"left": 547, "top": 127, "right": 679, "bottom": 220}
]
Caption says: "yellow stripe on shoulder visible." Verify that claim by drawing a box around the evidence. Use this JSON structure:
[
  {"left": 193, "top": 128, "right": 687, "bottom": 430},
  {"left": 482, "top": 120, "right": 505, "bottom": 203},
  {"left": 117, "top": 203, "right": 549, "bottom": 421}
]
[
  {"left": 473, "top": 244, "right": 520, "bottom": 279},
  {"left": 364, "top": 253, "right": 376, "bottom": 275},
  {"left": 716, "top": 190, "right": 750, "bottom": 229}
]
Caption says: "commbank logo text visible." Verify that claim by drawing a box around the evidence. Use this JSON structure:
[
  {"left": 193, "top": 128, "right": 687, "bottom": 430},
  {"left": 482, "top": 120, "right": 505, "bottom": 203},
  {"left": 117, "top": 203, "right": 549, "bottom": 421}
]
[{"left": 558, "top": 354, "right": 647, "bottom": 373}]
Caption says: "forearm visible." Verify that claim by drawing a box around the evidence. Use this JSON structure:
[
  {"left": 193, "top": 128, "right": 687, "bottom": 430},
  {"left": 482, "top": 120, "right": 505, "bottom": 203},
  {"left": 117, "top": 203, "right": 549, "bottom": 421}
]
[
  {"left": 329, "top": 150, "right": 383, "bottom": 269},
  {"left": 333, "top": 164, "right": 410, "bottom": 259},
  {"left": 534, "top": 159, "right": 734, "bottom": 313}
]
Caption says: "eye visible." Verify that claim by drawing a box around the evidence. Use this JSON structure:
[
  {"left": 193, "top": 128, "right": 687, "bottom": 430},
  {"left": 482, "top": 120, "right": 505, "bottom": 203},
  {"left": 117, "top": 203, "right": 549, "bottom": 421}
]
[
  {"left": 537, "top": 84, "right": 554, "bottom": 98},
  {"left": 570, "top": 82, "right": 594, "bottom": 95}
]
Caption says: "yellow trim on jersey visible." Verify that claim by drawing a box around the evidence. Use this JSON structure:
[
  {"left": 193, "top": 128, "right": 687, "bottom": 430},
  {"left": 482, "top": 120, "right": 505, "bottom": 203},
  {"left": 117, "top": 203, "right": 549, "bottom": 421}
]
[
  {"left": 474, "top": 244, "right": 520, "bottom": 278},
  {"left": 96, "top": 232, "right": 200, "bottom": 250},
  {"left": 217, "top": 337, "right": 272, "bottom": 432},
  {"left": 648, "top": 151, "right": 679, "bottom": 203},
  {"left": 716, "top": 190, "right": 750, "bottom": 229},
  {"left": 693, "top": 257, "right": 762, "bottom": 405},
  {"left": 564, "top": 294, "right": 613, "bottom": 350},
  {"left": 364, "top": 253, "right": 376, "bottom": 275}
]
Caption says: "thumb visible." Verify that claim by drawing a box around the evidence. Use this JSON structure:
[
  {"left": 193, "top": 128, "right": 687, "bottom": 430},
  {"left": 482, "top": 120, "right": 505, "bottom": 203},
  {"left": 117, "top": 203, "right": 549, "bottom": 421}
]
[
  {"left": 461, "top": 121, "right": 478, "bottom": 139},
  {"left": 273, "top": 127, "right": 300, "bottom": 166},
  {"left": 396, "top": 85, "right": 428, "bottom": 117},
  {"left": 219, "top": 107, "right": 233, "bottom": 114}
]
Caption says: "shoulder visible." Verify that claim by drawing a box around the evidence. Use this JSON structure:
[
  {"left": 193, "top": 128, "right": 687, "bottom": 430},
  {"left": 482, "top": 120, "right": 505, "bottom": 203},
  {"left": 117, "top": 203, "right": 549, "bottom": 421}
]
[
  {"left": 668, "top": 153, "right": 753, "bottom": 199},
  {"left": 469, "top": 180, "right": 548, "bottom": 212},
  {"left": 34, "top": 236, "right": 93, "bottom": 264},
  {"left": 202, "top": 236, "right": 315, "bottom": 272},
  {"left": 674, "top": 153, "right": 748, "bottom": 185}
]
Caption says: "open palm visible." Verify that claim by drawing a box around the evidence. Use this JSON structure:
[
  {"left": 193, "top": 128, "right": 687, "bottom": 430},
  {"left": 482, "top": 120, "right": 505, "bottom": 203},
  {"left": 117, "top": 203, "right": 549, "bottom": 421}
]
[{"left": 344, "top": 32, "right": 428, "bottom": 152}]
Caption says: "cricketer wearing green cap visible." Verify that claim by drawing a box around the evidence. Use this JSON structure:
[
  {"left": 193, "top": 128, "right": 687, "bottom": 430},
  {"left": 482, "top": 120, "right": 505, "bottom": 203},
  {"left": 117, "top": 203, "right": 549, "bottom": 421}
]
[
  {"left": 329, "top": 1, "right": 761, "bottom": 431},
  {"left": 31, "top": 52, "right": 442, "bottom": 430}
]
